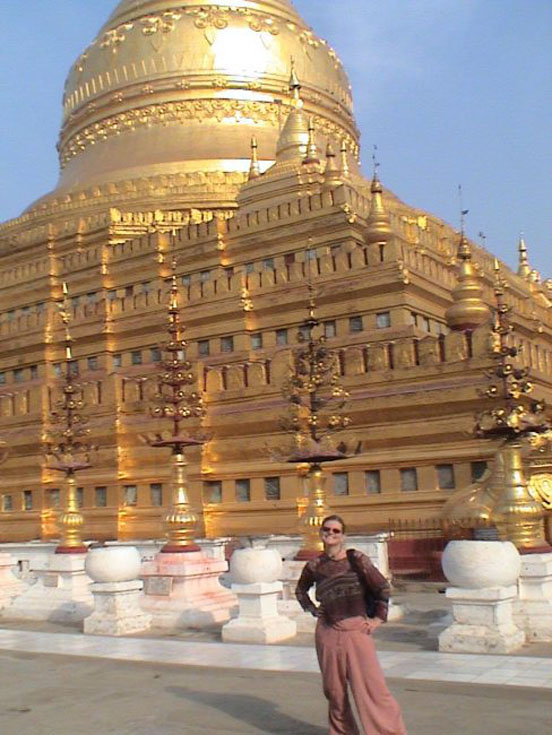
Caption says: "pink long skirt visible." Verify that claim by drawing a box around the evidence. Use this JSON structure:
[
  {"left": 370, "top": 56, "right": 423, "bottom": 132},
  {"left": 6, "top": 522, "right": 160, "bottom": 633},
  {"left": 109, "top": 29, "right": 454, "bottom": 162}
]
[{"left": 315, "top": 616, "right": 407, "bottom": 735}]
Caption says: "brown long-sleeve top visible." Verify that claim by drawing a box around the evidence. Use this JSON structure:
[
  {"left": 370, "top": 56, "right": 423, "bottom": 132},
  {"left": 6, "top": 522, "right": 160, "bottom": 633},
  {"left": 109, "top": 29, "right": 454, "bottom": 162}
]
[{"left": 295, "top": 549, "right": 390, "bottom": 623}]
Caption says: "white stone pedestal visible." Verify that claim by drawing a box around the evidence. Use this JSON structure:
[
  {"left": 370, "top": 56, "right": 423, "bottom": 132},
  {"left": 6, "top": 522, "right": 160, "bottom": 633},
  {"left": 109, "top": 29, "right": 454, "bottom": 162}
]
[
  {"left": 0, "top": 553, "right": 25, "bottom": 611},
  {"left": 140, "top": 551, "right": 236, "bottom": 629},
  {"left": 515, "top": 552, "right": 552, "bottom": 642},
  {"left": 277, "top": 559, "right": 316, "bottom": 633},
  {"left": 439, "top": 585, "right": 525, "bottom": 653},
  {"left": 222, "top": 581, "right": 297, "bottom": 644},
  {"left": 84, "top": 580, "right": 152, "bottom": 636},
  {"left": 5, "top": 554, "right": 93, "bottom": 623}
]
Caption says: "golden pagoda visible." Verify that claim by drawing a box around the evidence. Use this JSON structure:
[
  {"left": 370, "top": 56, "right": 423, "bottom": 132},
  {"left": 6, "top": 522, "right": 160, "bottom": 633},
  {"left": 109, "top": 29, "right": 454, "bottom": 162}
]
[{"left": 0, "top": 0, "right": 551, "bottom": 543}]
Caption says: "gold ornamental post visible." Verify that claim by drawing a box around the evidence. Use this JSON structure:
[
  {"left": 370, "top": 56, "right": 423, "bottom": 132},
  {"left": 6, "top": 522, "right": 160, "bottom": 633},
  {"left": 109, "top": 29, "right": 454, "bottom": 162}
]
[
  {"left": 46, "top": 282, "right": 92, "bottom": 554},
  {"left": 280, "top": 276, "right": 352, "bottom": 559},
  {"left": 475, "top": 260, "right": 550, "bottom": 551},
  {"left": 149, "top": 254, "right": 205, "bottom": 553}
]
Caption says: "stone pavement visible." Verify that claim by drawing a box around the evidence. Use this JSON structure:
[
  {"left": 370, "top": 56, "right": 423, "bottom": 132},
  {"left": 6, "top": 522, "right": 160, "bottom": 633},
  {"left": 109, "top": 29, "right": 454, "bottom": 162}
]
[{"left": 0, "top": 586, "right": 551, "bottom": 734}]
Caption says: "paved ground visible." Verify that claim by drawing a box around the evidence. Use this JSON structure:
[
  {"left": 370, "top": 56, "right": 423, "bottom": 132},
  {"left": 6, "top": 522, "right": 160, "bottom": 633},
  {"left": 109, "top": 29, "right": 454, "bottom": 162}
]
[{"left": 1, "top": 650, "right": 551, "bottom": 735}]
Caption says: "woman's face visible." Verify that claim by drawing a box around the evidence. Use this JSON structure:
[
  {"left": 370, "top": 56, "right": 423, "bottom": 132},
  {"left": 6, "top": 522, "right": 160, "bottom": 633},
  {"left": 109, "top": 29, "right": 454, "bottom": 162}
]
[{"left": 320, "top": 519, "right": 345, "bottom": 551}]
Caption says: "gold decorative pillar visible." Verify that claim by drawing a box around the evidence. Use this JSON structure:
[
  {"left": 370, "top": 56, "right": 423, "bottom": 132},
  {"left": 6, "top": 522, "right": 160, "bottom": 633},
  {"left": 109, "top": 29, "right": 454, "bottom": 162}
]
[
  {"left": 56, "top": 471, "right": 86, "bottom": 554},
  {"left": 162, "top": 450, "right": 200, "bottom": 553},
  {"left": 296, "top": 464, "right": 329, "bottom": 560},
  {"left": 492, "top": 442, "right": 547, "bottom": 550}
]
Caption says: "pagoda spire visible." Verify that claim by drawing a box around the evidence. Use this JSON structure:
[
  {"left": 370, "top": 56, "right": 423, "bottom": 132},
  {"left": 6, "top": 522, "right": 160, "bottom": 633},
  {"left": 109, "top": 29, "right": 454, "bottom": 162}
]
[
  {"left": 303, "top": 117, "right": 320, "bottom": 165},
  {"left": 365, "top": 152, "right": 391, "bottom": 245},
  {"left": 322, "top": 141, "right": 342, "bottom": 191},
  {"left": 339, "top": 139, "right": 350, "bottom": 178},
  {"left": 445, "top": 232, "right": 490, "bottom": 331},
  {"left": 248, "top": 136, "right": 261, "bottom": 181},
  {"left": 275, "top": 61, "right": 309, "bottom": 162},
  {"left": 517, "top": 235, "right": 532, "bottom": 280}
]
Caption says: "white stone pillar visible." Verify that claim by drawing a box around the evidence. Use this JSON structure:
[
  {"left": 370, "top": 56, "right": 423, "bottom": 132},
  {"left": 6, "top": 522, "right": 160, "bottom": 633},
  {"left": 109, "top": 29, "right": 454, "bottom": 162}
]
[
  {"left": 515, "top": 552, "right": 552, "bottom": 642},
  {"left": 438, "top": 540, "right": 525, "bottom": 654},
  {"left": 222, "top": 545, "right": 296, "bottom": 644},
  {"left": 83, "top": 546, "right": 151, "bottom": 636},
  {"left": 277, "top": 559, "right": 316, "bottom": 633},
  {"left": 0, "top": 553, "right": 25, "bottom": 611},
  {"left": 223, "top": 581, "right": 296, "bottom": 643},
  {"left": 6, "top": 554, "right": 93, "bottom": 623}
]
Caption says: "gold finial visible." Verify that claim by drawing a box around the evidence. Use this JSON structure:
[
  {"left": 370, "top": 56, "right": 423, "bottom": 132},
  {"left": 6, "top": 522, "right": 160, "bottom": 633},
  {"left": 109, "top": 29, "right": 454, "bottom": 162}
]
[
  {"left": 303, "top": 117, "right": 319, "bottom": 165},
  {"left": 248, "top": 136, "right": 261, "bottom": 180},
  {"left": 322, "top": 141, "right": 342, "bottom": 191},
  {"left": 289, "top": 57, "right": 303, "bottom": 108},
  {"left": 339, "top": 139, "right": 350, "bottom": 178},
  {"left": 445, "top": 230, "right": 490, "bottom": 331},
  {"left": 517, "top": 235, "right": 531, "bottom": 280},
  {"left": 365, "top": 156, "right": 392, "bottom": 245}
]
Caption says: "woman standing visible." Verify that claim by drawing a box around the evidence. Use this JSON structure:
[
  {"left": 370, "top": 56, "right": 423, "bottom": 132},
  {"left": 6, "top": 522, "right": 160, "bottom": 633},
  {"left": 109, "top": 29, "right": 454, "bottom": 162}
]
[{"left": 296, "top": 515, "right": 407, "bottom": 735}]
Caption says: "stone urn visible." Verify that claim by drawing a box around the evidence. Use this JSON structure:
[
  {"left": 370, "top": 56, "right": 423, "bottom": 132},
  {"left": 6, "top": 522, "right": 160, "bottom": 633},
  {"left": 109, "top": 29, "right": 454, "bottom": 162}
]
[
  {"left": 230, "top": 545, "right": 283, "bottom": 585},
  {"left": 85, "top": 545, "right": 142, "bottom": 583},
  {"left": 441, "top": 540, "right": 521, "bottom": 589}
]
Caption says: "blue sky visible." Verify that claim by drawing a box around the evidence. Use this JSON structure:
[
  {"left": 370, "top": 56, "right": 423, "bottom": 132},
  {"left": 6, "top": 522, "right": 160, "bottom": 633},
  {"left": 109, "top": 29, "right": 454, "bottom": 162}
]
[{"left": 1, "top": 1, "right": 550, "bottom": 275}]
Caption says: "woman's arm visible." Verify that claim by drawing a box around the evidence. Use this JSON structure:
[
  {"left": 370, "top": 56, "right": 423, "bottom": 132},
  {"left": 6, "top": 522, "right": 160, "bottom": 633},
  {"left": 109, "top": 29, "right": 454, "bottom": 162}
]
[
  {"left": 295, "top": 562, "right": 319, "bottom": 617},
  {"left": 356, "top": 551, "right": 391, "bottom": 622}
]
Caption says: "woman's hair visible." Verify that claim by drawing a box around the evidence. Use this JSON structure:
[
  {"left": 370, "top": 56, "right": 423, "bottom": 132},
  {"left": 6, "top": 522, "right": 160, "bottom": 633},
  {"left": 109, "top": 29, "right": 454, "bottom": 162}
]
[{"left": 321, "top": 514, "right": 346, "bottom": 533}]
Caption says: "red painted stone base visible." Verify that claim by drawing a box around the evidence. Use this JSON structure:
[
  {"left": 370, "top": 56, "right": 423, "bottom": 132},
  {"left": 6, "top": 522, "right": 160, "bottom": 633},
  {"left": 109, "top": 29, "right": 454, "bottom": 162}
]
[
  {"left": 160, "top": 543, "right": 201, "bottom": 554},
  {"left": 55, "top": 546, "right": 88, "bottom": 554},
  {"left": 519, "top": 544, "right": 552, "bottom": 555}
]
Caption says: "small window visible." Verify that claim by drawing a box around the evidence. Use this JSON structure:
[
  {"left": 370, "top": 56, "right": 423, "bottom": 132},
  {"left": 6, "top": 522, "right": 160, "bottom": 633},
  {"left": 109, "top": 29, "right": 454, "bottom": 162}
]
[
  {"left": 324, "top": 321, "right": 337, "bottom": 338},
  {"left": 264, "top": 477, "right": 281, "bottom": 501},
  {"left": 86, "top": 292, "right": 97, "bottom": 305},
  {"left": 284, "top": 253, "right": 295, "bottom": 266},
  {"left": 113, "top": 354, "right": 122, "bottom": 368},
  {"left": 53, "top": 363, "right": 63, "bottom": 377},
  {"left": 204, "top": 481, "right": 222, "bottom": 504},
  {"left": 123, "top": 485, "right": 138, "bottom": 506},
  {"left": 7, "top": 310, "right": 15, "bottom": 322},
  {"left": 471, "top": 461, "right": 488, "bottom": 483},
  {"left": 181, "top": 275, "right": 191, "bottom": 287},
  {"left": 48, "top": 489, "right": 61, "bottom": 508},
  {"left": 22, "top": 306, "right": 31, "bottom": 315},
  {"left": 125, "top": 285, "right": 134, "bottom": 297},
  {"left": 221, "top": 336, "right": 234, "bottom": 353},
  {"left": 87, "top": 356, "right": 99, "bottom": 371},
  {"left": 95, "top": 486, "right": 107, "bottom": 507},
  {"left": 200, "top": 270, "right": 211, "bottom": 283},
  {"left": 150, "top": 483, "right": 163, "bottom": 507},
  {"left": 131, "top": 351, "right": 142, "bottom": 366},
  {"left": 107, "top": 290, "right": 117, "bottom": 301},
  {"left": 69, "top": 360, "right": 79, "bottom": 376},
  {"left": 150, "top": 348, "right": 162, "bottom": 363},
  {"left": 76, "top": 487, "right": 84, "bottom": 508},
  {"left": 36, "top": 302, "right": 45, "bottom": 313},
  {"left": 349, "top": 316, "right": 363, "bottom": 333},
  {"left": 365, "top": 470, "right": 381, "bottom": 494},
  {"left": 223, "top": 266, "right": 234, "bottom": 277},
  {"left": 13, "top": 368, "right": 24, "bottom": 383},
  {"left": 251, "top": 333, "right": 263, "bottom": 350},
  {"left": 2, "top": 495, "right": 13, "bottom": 512},
  {"left": 198, "top": 340, "right": 210, "bottom": 357},
  {"left": 141, "top": 282, "right": 151, "bottom": 293},
  {"left": 235, "top": 479, "right": 250, "bottom": 502},
  {"left": 400, "top": 468, "right": 418, "bottom": 492},
  {"left": 245, "top": 262, "right": 255, "bottom": 274},
  {"left": 376, "top": 312, "right": 391, "bottom": 329},
  {"left": 276, "top": 328, "right": 288, "bottom": 346},
  {"left": 298, "top": 324, "right": 311, "bottom": 341},
  {"left": 23, "top": 490, "right": 33, "bottom": 511},
  {"left": 333, "top": 472, "right": 349, "bottom": 496},
  {"left": 422, "top": 316, "right": 431, "bottom": 332},
  {"left": 437, "top": 464, "right": 456, "bottom": 490},
  {"left": 71, "top": 296, "right": 80, "bottom": 309},
  {"left": 30, "top": 365, "right": 38, "bottom": 380},
  {"left": 0, "top": 373, "right": 5, "bottom": 385},
  {"left": 305, "top": 249, "right": 317, "bottom": 261},
  {"left": 330, "top": 244, "right": 341, "bottom": 256},
  {"left": 263, "top": 257, "right": 275, "bottom": 271}
]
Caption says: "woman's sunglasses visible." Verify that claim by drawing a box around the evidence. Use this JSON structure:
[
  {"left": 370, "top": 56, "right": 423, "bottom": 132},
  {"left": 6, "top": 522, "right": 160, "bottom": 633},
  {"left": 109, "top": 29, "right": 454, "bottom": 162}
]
[{"left": 321, "top": 527, "right": 342, "bottom": 535}]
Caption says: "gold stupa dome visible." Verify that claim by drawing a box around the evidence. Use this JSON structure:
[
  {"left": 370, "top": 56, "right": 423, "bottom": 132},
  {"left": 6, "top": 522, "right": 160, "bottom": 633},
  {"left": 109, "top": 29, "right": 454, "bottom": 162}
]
[
  {"left": 33, "top": 0, "right": 359, "bottom": 214},
  {"left": 445, "top": 234, "right": 491, "bottom": 331}
]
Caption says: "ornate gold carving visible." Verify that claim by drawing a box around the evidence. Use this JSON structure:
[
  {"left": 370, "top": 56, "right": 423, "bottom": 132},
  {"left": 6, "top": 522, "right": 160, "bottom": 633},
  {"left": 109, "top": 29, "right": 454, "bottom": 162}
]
[
  {"left": 141, "top": 11, "right": 182, "bottom": 36},
  {"left": 185, "top": 6, "right": 230, "bottom": 30},
  {"left": 529, "top": 474, "right": 552, "bottom": 510},
  {"left": 100, "top": 24, "right": 134, "bottom": 52}
]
